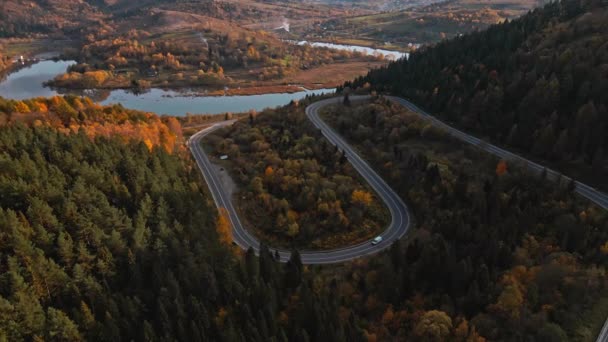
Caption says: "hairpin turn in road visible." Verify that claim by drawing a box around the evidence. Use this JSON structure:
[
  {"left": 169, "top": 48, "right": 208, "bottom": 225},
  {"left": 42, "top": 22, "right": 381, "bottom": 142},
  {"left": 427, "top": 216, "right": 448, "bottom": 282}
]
[
  {"left": 190, "top": 94, "right": 608, "bottom": 340},
  {"left": 188, "top": 96, "right": 411, "bottom": 264},
  {"left": 189, "top": 95, "right": 608, "bottom": 266}
]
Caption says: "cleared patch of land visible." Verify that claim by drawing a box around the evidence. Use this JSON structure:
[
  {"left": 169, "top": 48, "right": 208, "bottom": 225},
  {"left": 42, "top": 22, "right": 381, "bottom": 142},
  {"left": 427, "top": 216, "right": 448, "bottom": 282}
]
[
  {"left": 299, "top": 0, "right": 544, "bottom": 46},
  {"left": 281, "top": 61, "right": 387, "bottom": 87}
]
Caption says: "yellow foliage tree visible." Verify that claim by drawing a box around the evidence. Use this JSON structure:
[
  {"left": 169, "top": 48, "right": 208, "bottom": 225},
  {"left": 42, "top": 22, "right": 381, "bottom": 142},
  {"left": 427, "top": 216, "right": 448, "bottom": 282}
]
[
  {"left": 216, "top": 208, "right": 233, "bottom": 245},
  {"left": 352, "top": 189, "right": 373, "bottom": 206},
  {"left": 414, "top": 310, "right": 453, "bottom": 341},
  {"left": 14, "top": 101, "right": 31, "bottom": 113},
  {"left": 143, "top": 139, "right": 154, "bottom": 151},
  {"left": 83, "top": 71, "right": 109, "bottom": 87},
  {"left": 490, "top": 281, "right": 524, "bottom": 320}
]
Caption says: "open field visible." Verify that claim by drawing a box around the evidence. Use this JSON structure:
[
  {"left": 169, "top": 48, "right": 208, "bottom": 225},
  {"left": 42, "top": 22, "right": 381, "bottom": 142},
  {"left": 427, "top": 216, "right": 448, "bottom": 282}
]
[
  {"left": 300, "top": 0, "right": 545, "bottom": 45},
  {"left": 0, "top": 39, "right": 53, "bottom": 56},
  {"left": 281, "top": 60, "right": 386, "bottom": 86}
]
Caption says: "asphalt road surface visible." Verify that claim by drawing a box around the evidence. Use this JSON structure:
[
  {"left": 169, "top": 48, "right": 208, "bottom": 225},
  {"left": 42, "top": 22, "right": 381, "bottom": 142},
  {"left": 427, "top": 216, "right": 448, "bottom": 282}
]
[
  {"left": 189, "top": 95, "right": 608, "bottom": 266},
  {"left": 188, "top": 97, "right": 411, "bottom": 264},
  {"left": 598, "top": 320, "right": 608, "bottom": 342},
  {"left": 190, "top": 95, "right": 608, "bottom": 338},
  {"left": 386, "top": 96, "right": 608, "bottom": 210},
  {"left": 383, "top": 96, "right": 608, "bottom": 342}
]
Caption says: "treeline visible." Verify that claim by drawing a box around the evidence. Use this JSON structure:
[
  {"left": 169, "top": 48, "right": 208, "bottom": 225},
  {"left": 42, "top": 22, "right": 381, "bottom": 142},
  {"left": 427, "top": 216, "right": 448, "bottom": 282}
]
[
  {"left": 0, "top": 116, "right": 370, "bottom": 341},
  {"left": 320, "top": 99, "right": 608, "bottom": 340},
  {"left": 347, "top": 0, "right": 608, "bottom": 189},
  {"left": 0, "top": 95, "right": 182, "bottom": 152},
  {"left": 205, "top": 101, "right": 388, "bottom": 249}
]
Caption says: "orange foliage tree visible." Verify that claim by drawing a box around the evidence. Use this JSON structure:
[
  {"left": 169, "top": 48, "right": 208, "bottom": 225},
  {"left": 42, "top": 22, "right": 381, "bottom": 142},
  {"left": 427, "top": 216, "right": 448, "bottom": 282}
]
[
  {"left": 352, "top": 189, "right": 373, "bottom": 206},
  {"left": 1, "top": 95, "right": 182, "bottom": 153},
  {"left": 496, "top": 160, "right": 508, "bottom": 176}
]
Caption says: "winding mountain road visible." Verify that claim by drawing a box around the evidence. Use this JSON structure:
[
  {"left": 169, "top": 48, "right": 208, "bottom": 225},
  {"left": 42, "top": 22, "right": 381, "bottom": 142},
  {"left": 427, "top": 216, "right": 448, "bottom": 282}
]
[
  {"left": 384, "top": 96, "right": 608, "bottom": 342},
  {"left": 190, "top": 94, "right": 608, "bottom": 339},
  {"left": 188, "top": 96, "right": 411, "bottom": 264},
  {"left": 189, "top": 95, "right": 608, "bottom": 265},
  {"left": 386, "top": 96, "right": 608, "bottom": 210}
]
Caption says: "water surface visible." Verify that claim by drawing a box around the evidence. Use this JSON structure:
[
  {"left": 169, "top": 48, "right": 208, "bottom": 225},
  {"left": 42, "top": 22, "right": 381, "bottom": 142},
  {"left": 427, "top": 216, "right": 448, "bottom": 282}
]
[
  {"left": 0, "top": 41, "right": 407, "bottom": 115},
  {"left": 0, "top": 60, "right": 334, "bottom": 115},
  {"left": 294, "top": 41, "right": 408, "bottom": 60},
  {"left": 0, "top": 60, "right": 76, "bottom": 99}
]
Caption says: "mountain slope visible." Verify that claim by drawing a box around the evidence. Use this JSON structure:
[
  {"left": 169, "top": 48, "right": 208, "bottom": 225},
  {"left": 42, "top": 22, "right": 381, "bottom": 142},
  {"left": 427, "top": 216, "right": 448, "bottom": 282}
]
[
  {"left": 0, "top": 99, "right": 368, "bottom": 341},
  {"left": 0, "top": 0, "right": 106, "bottom": 37},
  {"left": 348, "top": 0, "right": 608, "bottom": 190}
]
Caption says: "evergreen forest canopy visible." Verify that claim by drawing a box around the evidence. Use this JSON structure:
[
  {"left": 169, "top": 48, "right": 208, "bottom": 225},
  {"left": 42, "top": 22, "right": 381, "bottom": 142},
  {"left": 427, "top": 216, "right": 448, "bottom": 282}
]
[
  {"left": 347, "top": 0, "right": 608, "bottom": 190},
  {"left": 2, "top": 0, "right": 608, "bottom": 339},
  {"left": 0, "top": 93, "right": 608, "bottom": 340},
  {"left": 320, "top": 98, "right": 608, "bottom": 341},
  {"left": 0, "top": 112, "right": 366, "bottom": 341}
]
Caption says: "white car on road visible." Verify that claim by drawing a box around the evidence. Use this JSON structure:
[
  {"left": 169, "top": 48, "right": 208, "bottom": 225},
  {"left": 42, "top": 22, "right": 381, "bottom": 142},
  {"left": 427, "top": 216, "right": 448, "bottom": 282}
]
[{"left": 371, "top": 236, "right": 383, "bottom": 245}]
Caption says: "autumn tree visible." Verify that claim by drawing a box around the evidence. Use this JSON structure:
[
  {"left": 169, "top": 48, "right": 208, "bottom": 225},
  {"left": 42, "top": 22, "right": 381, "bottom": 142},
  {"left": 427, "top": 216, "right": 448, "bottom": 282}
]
[
  {"left": 495, "top": 160, "right": 508, "bottom": 176},
  {"left": 414, "top": 310, "right": 453, "bottom": 341},
  {"left": 216, "top": 208, "right": 233, "bottom": 245}
]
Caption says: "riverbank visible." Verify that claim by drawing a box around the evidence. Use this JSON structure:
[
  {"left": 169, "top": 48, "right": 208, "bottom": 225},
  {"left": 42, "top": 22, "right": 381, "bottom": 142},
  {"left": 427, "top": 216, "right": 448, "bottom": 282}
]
[
  {"left": 0, "top": 59, "right": 336, "bottom": 115},
  {"left": 297, "top": 37, "right": 412, "bottom": 54},
  {"left": 0, "top": 39, "right": 397, "bottom": 115},
  {"left": 44, "top": 58, "right": 386, "bottom": 96}
]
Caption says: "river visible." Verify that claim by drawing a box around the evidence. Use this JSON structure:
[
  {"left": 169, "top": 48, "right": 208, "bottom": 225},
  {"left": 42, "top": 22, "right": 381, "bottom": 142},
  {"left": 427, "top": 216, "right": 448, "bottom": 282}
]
[
  {"left": 0, "top": 60, "right": 334, "bottom": 116},
  {"left": 293, "top": 41, "right": 408, "bottom": 61},
  {"left": 0, "top": 42, "right": 404, "bottom": 116}
]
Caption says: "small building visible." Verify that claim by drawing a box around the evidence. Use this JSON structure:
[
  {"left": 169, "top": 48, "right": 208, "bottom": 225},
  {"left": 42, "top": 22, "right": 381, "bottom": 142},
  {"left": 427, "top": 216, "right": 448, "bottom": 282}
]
[{"left": 220, "top": 155, "right": 228, "bottom": 160}]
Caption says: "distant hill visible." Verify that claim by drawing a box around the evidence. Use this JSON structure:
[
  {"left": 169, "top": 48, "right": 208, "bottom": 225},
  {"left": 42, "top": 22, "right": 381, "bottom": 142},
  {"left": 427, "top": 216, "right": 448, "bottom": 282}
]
[
  {"left": 348, "top": 0, "right": 608, "bottom": 189},
  {"left": 0, "top": 0, "right": 217, "bottom": 38},
  {"left": 0, "top": 0, "right": 103, "bottom": 37},
  {"left": 318, "top": 0, "right": 545, "bottom": 45}
]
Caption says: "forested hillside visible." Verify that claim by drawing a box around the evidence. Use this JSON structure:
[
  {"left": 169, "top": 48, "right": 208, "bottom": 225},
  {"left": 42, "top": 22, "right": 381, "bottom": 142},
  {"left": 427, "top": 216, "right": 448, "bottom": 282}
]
[
  {"left": 347, "top": 0, "right": 608, "bottom": 189},
  {"left": 3, "top": 92, "right": 608, "bottom": 340},
  {"left": 321, "top": 98, "right": 608, "bottom": 341},
  {"left": 205, "top": 102, "right": 388, "bottom": 249},
  {"left": 0, "top": 0, "right": 105, "bottom": 37},
  {"left": 0, "top": 95, "right": 182, "bottom": 152},
  {"left": 0, "top": 103, "right": 366, "bottom": 341}
]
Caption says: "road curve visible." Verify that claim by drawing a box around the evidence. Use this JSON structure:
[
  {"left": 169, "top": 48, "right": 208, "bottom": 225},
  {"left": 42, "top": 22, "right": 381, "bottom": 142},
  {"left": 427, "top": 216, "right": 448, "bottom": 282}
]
[
  {"left": 190, "top": 95, "right": 608, "bottom": 265},
  {"left": 190, "top": 95, "right": 608, "bottom": 337},
  {"left": 385, "top": 96, "right": 608, "bottom": 210},
  {"left": 188, "top": 97, "right": 411, "bottom": 264},
  {"left": 384, "top": 96, "right": 608, "bottom": 342},
  {"left": 598, "top": 320, "right": 608, "bottom": 342}
]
